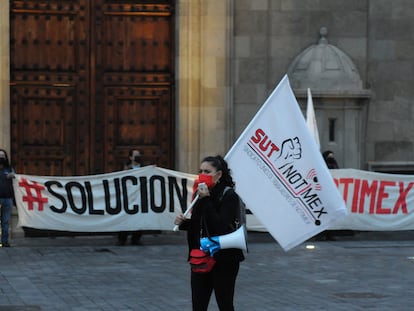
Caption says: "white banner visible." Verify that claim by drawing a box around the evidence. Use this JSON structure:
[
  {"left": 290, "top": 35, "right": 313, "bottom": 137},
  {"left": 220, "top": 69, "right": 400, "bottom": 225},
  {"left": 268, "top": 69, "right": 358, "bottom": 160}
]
[
  {"left": 246, "top": 168, "right": 414, "bottom": 232},
  {"left": 225, "top": 75, "right": 348, "bottom": 251},
  {"left": 330, "top": 169, "right": 414, "bottom": 231},
  {"left": 12, "top": 162, "right": 414, "bottom": 236},
  {"left": 13, "top": 166, "right": 196, "bottom": 232}
]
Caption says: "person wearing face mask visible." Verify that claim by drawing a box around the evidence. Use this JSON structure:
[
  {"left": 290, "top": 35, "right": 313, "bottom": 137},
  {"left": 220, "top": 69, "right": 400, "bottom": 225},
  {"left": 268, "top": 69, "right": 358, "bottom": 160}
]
[
  {"left": 124, "top": 149, "right": 143, "bottom": 170},
  {"left": 117, "top": 149, "right": 144, "bottom": 246},
  {"left": 322, "top": 150, "right": 339, "bottom": 169},
  {"left": 174, "top": 155, "right": 245, "bottom": 311},
  {"left": 0, "top": 149, "right": 15, "bottom": 247}
]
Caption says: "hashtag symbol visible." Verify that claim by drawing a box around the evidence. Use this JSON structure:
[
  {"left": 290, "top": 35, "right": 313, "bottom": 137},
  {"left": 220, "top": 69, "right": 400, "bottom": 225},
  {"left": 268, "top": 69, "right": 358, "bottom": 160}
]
[{"left": 18, "top": 178, "right": 48, "bottom": 211}]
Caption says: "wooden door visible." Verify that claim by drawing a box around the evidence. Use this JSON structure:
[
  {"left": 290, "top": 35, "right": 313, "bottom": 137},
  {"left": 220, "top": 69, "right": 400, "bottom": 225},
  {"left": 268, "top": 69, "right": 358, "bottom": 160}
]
[{"left": 10, "top": 0, "right": 175, "bottom": 176}]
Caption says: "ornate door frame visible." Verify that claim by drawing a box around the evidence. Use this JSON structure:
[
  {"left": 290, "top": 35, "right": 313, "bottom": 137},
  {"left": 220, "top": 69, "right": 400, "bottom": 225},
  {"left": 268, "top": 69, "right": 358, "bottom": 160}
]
[
  {"left": 1, "top": 0, "right": 234, "bottom": 173},
  {"left": 8, "top": 0, "right": 176, "bottom": 175}
]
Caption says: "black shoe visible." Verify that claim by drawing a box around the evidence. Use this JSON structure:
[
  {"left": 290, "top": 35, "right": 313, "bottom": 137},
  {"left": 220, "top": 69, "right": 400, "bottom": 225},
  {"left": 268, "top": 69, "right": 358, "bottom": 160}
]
[{"left": 1, "top": 242, "right": 10, "bottom": 247}]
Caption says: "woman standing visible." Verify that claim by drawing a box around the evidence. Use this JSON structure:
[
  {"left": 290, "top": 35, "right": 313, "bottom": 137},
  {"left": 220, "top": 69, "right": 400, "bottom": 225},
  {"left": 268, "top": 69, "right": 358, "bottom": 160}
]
[
  {"left": 174, "top": 155, "right": 244, "bottom": 311},
  {"left": 0, "top": 149, "right": 15, "bottom": 247}
]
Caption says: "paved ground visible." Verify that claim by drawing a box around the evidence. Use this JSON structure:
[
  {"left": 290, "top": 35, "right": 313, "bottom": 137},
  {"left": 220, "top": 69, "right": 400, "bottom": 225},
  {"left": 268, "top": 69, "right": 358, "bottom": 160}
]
[{"left": 0, "top": 230, "right": 413, "bottom": 311}]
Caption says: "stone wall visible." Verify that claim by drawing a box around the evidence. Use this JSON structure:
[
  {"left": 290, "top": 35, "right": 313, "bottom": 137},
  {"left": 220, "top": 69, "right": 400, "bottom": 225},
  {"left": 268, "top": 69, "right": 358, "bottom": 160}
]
[
  {"left": 2, "top": 0, "right": 414, "bottom": 237},
  {"left": 232, "top": 0, "right": 414, "bottom": 169},
  {"left": 366, "top": 1, "right": 414, "bottom": 162}
]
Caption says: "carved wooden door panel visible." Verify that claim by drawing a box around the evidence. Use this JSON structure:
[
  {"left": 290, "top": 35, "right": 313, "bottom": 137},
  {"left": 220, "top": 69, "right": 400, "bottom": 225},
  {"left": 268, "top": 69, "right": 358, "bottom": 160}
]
[
  {"left": 93, "top": 1, "right": 175, "bottom": 172},
  {"left": 10, "top": 1, "right": 90, "bottom": 176},
  {"left": 10, "top": 0, "right": 175, "bottom": 176}
]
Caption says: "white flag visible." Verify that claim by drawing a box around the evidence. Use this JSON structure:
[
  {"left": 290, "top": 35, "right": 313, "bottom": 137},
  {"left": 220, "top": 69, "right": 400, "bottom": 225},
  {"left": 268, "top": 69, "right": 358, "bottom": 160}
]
[
  {"left": 225, "top": 75, "right": 347, "bottom": 251},
  {"left": 306, "top": 88, "right": 320, "bottom": 149}
]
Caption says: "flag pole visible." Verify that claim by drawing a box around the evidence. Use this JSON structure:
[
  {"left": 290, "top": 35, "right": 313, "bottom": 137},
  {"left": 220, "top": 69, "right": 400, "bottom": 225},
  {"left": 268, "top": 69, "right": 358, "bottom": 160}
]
[{"left": 306, "top": 87, "right": 320, "bottom": 149}]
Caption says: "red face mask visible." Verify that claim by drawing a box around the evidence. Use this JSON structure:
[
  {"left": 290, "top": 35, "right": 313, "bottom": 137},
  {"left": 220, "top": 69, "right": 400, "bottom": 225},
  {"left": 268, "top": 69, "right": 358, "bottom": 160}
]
[
  {"left": 198, "top": 174, "right": 215, "bottom": 188},
  {"left": 192, "top": 174, "right": 215, "bottom": 198}
]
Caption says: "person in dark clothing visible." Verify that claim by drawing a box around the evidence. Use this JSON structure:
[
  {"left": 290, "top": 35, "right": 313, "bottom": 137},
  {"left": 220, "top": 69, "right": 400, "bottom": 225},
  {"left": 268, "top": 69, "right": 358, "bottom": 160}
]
[
  {"left": 317, "top": 150, "right": 340, "bottom": 241},
  {"left": 174, "top": 155, "right": 245, "bottom": 311},
  {"left": 117, "top": 149, "right": 143, "bottom": 246},
  {"left": 322, "top": 150, "right": 339, "bottom": 169},
  {"left": 0, "top": 149, "right": 15, "bottom": 247}
]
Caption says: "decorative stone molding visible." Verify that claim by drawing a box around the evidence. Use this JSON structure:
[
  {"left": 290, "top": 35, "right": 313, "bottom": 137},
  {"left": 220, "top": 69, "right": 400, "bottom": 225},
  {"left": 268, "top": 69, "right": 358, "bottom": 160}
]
[
  {"left": 287, "top": 27, "right": 371, "bottom": 169},
  {"left": 288, "top": 27, "right": 369, "bottom": 95},
  {"left": 368, "top": 162, "right": 414, "bottom": 174}
]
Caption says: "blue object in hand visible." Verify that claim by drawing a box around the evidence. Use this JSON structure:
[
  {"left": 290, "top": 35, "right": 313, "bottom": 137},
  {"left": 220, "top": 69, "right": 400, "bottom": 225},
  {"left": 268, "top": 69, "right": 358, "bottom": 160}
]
[{"left": 200, "top": 236, "right": 220, "bottom": 256}]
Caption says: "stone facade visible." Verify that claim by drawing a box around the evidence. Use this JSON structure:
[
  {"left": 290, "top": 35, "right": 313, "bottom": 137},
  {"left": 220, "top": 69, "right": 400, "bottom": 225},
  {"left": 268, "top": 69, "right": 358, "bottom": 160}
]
[
  {"left": 2, "top": 0, "right": 414, "bottom": 238},
  {"left": 232, "top": 0, "right": 414, "bottom": 171},
  {"left": 1, "top": 0, "right": 414, "bottom": 173},
  {"left": 176, "top": 0, "right": 234, "bottom": 173}
]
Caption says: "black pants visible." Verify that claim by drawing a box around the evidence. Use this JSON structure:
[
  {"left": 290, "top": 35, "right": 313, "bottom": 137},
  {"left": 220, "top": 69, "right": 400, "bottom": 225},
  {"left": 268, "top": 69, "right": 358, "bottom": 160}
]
[{"left": 191, "top": 260, "right": 240, "bottom": 311}]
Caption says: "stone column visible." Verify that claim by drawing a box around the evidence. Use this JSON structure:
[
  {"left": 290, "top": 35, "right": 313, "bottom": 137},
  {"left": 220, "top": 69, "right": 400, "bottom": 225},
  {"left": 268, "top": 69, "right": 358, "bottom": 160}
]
[
  {"left": 176, "top": 0, "right": 233, "bottom": 173},
  {"left": 0, "top": 1, "right": 10, "bottom": 154},
  {"left": 0, "top": 1, "right": 17, "bottom": 238}
]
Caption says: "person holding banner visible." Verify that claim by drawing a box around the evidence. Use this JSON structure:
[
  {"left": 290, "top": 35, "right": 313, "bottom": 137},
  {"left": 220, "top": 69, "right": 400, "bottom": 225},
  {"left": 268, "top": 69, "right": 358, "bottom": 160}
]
[
  {"left": 0, "top": 149, "right": 15, "bottom": 247},
  {"left": 174, "top": 155, "right": 244, "bottom": 311},
  {"left": 117, "top": 149, "right": 144, "bottom": 246}
]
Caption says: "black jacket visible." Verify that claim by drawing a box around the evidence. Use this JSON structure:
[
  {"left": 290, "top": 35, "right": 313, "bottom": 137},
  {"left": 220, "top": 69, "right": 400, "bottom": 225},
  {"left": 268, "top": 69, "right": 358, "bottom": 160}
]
[
  {"left": 180, "top": 182, "right": 245, "bottom": 263},
  {"left": 0, "top": 165, "right": 14, "bottom": 198}
]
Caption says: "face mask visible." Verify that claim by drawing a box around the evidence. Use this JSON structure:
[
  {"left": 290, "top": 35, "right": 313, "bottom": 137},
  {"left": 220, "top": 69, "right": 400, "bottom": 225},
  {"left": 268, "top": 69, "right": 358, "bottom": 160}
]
[
  {"left": 197, "top": 174, "right": 215, "bottom": 189},
  {"left": 0, "top": 158, "right": 7, "bottom": 165},
  {"left": 134, "top": 156, "right": 141, "bottom": 163}
]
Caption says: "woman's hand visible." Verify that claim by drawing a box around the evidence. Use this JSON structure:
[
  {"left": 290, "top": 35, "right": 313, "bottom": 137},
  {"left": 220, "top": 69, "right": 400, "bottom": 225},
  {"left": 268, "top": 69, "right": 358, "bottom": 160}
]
[
  {"left": 197, "top": 183, "right": 210, "bottom": 198},
  {"left": 174, "top": 213, "right": 185, "bottom": 226}
]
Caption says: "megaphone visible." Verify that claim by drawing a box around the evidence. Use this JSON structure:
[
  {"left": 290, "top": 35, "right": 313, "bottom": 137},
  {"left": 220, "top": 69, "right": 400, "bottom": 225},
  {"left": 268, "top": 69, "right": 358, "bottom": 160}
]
[{"left": 200, "top": 225, "right": 248, "bottom": 256}]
